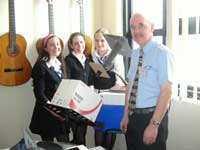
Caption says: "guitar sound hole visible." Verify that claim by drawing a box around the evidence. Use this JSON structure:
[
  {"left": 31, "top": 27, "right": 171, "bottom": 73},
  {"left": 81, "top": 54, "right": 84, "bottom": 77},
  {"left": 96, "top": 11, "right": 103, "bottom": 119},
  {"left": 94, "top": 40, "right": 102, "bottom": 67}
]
[
  {"left": 4, "top": 68, "right": 23, "bottom": 72},
  {"left": 7, "top": 45, "right": 19, "bottom": 57}
]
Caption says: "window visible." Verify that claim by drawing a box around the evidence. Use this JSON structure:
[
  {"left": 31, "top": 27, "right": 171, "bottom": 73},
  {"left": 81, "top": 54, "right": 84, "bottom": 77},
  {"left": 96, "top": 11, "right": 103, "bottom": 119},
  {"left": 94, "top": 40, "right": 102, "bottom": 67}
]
[
  {"left": 199, "top": 16, "right": 200, "bottom": 34},
  {"left": 173, "top": 0, "right": 200, "bottom": 101},
  {"left": 130, "top": 0, "right": 167, "bottom": 45},
  {"left": 123, "top": 0, "right": 166, "bottom": 75},
  {"left": 188, "top": 17, "right": 196, "bottom": 34},
  {"left": 179, "top": 18, "right": 182, "bottom": 35}
]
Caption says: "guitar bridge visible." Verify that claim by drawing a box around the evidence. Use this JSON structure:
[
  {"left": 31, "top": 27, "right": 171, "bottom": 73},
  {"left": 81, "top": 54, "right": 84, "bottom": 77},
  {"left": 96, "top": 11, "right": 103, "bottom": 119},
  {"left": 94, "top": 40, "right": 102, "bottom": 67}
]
[{"left": 4, "top": 68, "right": 23, "bottom": 72}]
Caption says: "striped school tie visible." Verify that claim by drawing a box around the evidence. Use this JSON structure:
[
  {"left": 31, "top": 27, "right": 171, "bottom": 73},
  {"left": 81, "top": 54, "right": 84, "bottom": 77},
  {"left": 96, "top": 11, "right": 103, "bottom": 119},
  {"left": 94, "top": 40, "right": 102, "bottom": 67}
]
[{"left": 128, "top": 49, "right": 144, "bottom": 114}]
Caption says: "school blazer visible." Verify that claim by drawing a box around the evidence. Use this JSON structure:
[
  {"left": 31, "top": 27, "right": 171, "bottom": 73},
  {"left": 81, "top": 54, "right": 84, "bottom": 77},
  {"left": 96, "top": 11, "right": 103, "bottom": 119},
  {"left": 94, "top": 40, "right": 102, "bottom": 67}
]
[
  {"left": 65, "top": 53, "right": 94, "bottom": 85},
  {"left": 29, "top": 60, "right": 69, "bottom": 136}
]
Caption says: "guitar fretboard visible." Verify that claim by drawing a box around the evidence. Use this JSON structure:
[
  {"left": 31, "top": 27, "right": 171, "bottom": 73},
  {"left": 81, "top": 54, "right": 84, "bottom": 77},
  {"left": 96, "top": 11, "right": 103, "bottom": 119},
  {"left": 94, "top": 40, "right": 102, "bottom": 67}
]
[
  {"left": 79, "top": 2, "right": 85, "bottom": 35},
  {"left": 9, "top": 0, "right": 16, "bottom": 53},
  {"left": 48, "top": 3, "right": 55, "bottom": 34}
]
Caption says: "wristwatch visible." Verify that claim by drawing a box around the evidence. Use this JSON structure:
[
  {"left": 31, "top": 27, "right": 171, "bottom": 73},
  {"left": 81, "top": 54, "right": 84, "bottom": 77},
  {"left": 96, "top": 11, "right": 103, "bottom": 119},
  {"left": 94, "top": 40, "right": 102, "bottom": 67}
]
[{"left": 150, "top": 119, "right": 160, "bottom": 126}]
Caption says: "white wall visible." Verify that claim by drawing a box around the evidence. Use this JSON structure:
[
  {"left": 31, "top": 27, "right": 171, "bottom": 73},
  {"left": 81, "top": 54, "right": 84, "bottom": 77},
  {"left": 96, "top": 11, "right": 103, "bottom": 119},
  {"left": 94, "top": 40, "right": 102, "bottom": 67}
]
[
  {"left": 97, "top": 0, "right": 123, "bottom": 35},
  {"left": 167, "top": 100, "right": 200, "bottom": 150},
  {"left": 0, "top": 0, "right": 35, "bottom": 148}
]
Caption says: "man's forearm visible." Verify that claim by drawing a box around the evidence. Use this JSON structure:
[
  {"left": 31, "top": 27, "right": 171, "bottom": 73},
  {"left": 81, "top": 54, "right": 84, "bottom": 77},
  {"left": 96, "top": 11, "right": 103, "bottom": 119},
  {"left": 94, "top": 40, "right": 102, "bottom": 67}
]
[{"left": 151, "top": 81, "right": 172, "bottom": 123}]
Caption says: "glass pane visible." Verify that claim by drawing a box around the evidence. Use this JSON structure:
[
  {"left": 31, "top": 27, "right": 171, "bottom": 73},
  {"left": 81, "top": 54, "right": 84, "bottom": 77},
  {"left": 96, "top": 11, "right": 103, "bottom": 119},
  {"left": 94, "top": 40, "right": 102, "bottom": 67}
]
[
  {"left": 188, "top": 17, "right": 196, "bottom": 34},
  {"left": 152, "top": 36, "right": 163, "bottom": 44},
  {"left": 132, "top": 0, "right": 163, "bottom": 29},
  {"left": 179, "top": 18, "right": 182, "bottom": 35},
  {"left": 199, "top": 16, "right": 200, "bottom": 34}
]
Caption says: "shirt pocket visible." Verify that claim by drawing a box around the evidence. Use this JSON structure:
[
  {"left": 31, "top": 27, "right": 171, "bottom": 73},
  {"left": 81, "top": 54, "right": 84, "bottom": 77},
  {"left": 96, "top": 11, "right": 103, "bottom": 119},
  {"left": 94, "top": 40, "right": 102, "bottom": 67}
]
[{"left": 141, "top": 65, "right": 158, "bottom": 87}]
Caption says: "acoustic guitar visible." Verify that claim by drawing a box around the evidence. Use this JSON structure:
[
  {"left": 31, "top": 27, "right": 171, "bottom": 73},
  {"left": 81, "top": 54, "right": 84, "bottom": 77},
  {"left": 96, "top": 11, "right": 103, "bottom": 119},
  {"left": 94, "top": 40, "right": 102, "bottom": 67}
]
[
  {"left": 77, "top": 0, "right": 92, "bottom": 57},
  {"left": 0, "top": 0, "right": 32, "bottom": 86},
  {"left": 36, "top": 0, "right": 64, "bottom": 54}
]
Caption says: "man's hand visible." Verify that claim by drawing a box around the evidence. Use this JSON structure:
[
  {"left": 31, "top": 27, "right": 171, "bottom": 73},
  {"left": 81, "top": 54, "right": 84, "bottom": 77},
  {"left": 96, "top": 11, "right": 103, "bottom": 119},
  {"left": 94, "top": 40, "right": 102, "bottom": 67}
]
[
  {"left": 120, "top": 115, "right": 129, "bottom": 133},
  {"left": 143, "top": 123, "right": 159, "bottom": 145},
  {"left": 120, "top": 82, "right": 130, "bottom": 133}
]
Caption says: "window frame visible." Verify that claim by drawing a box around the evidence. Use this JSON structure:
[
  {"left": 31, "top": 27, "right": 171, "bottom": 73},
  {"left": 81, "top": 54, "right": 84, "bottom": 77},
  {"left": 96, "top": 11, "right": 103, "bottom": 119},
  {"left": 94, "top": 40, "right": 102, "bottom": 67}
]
[{"left": 123, "top": 0, "right": 167, "bottom": 76}]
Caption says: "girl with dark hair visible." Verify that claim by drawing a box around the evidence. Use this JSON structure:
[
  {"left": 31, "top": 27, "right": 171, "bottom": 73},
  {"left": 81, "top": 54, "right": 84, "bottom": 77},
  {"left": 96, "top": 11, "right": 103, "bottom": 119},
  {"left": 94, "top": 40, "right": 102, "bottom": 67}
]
[
  {"left": 29, "top": 34, "right": 69, "bottom": 142},
  {"left": 65, "top": 32, "right": 94, "bottom": 145}
]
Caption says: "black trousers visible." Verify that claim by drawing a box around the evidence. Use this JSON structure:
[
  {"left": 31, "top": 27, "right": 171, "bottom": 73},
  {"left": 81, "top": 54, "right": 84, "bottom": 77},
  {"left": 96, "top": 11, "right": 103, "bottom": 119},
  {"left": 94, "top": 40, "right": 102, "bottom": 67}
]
[
  {"left": 40, "top": 122, "right": 70, "bottom": 143},
  {"left": 70, "top": 121, "right": 87, "bottom": 145},
  {"left": 125, "top": 111, "right": 168, "bottom": 150}
]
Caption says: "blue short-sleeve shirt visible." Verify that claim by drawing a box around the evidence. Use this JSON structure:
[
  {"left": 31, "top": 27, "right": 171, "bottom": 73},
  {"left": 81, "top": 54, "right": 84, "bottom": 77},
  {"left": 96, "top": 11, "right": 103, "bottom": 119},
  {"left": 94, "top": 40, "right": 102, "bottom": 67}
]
[{"left": 127, "top": 40, "right": 175, "bottom": 108}]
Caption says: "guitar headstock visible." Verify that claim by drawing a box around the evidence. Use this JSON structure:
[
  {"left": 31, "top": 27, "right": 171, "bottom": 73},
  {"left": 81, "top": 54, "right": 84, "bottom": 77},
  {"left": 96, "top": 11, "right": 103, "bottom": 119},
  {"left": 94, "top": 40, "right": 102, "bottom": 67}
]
[
  {"left": 76, "top": 0, "right": 83, "bottom": 8},
  {"left": 46, "top": 0, "right": 53, "bottom": 4}
]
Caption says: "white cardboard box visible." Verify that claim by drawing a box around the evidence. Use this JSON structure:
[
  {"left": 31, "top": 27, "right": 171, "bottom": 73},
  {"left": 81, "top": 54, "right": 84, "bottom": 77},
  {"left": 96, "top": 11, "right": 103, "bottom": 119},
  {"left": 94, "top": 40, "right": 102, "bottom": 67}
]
[
  {"left": 51, "top": 79, "right": 103, "bottom": 122},
  {"left": 100, "top": 91, "right": 125, "bottom": 105}
]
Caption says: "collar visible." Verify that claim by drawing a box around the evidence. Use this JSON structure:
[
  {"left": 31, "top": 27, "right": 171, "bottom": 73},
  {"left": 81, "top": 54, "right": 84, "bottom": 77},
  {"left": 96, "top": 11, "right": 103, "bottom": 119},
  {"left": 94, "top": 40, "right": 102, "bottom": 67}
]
[
  {"left": 72, "top": 51, "right": 86, "bottom": 67},
  {"left": 141, "top": 40, "right": 155, "bottom": 54},
  {"left": 46, "top": 58, "right": 61, "bottom": 72},
  {"left": 93, "top": 48, "right": 111, "bottom": 59}
]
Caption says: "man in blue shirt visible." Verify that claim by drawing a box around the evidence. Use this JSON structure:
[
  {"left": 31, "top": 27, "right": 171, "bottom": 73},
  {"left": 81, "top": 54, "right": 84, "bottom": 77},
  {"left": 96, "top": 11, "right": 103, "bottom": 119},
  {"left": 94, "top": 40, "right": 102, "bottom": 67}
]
[{"left": 120, "top": 13, "right": 175, "bottom": 150}]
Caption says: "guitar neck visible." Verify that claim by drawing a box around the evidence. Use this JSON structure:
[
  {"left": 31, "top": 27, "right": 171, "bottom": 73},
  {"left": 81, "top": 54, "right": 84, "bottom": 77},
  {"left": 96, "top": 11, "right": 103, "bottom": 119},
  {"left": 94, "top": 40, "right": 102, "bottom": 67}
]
[
  {"left": 77, "top": 0, "right": 92, "bottom": 57},
  {"left": 8, "top": 0, "right": 16, "bottom": 51},
  {"left": 48, "top": 3, "right": 55, "bottom": 34},
  {"left": 79, "top": 1, "right": 85, "bottom": 35}
]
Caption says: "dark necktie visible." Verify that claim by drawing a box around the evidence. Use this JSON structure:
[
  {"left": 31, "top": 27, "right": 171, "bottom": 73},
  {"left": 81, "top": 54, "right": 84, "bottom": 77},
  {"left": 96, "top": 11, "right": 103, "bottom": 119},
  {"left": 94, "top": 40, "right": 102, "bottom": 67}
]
[{"left": 128, "top": 49, "right": 144, "bottom": 114}]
